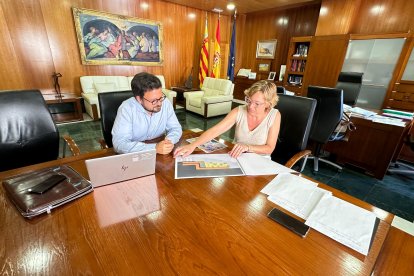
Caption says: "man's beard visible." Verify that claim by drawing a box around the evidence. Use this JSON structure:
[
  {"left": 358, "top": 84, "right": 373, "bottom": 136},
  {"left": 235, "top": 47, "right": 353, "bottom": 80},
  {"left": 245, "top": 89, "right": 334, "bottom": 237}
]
[{"left": 143, "top": 104, "right": 161, "bottom": 113}]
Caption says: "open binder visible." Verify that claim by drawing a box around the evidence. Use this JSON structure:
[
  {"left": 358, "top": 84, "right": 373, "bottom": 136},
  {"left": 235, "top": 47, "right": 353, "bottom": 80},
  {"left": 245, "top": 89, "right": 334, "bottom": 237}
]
[{"left": 2, "top": 165, "right": 93, "bottom": 218}]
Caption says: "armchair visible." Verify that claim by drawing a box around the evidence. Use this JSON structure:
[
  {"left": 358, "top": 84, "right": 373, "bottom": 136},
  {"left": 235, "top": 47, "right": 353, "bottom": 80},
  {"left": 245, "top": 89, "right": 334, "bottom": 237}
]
[
  {"left": 271, "top": 94, "right": 317, "bottom": 171},
  {"left": 184, "top": 77, "right": 234, "bottom": 118},
  {"left": 0, "top": 90, "right": 79, "bottom": 172}
]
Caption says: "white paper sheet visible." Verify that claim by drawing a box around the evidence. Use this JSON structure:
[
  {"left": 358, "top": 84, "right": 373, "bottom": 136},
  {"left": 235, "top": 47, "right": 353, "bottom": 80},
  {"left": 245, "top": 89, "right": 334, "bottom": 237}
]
[
  {"left": 261, "top": 173, "right": 329, "bottom": 219},
  {"left": 260, "top": 173, "right": 318, "bottom": 195},
  {"left": 305, "top": 196, "right": 377, "bottom": 256},
  {"left": 237, "top": 153, "right": 295, "bottom": 175}
]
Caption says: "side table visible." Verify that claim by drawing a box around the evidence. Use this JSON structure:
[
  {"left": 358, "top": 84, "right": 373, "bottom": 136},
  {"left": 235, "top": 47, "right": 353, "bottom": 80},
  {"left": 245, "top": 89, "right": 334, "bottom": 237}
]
[
  {"left": 42, "top": 93, "right": 83, "bottom": 123},
  {"left": 171, "top": 86, "right": 200, "bottom": 108}
]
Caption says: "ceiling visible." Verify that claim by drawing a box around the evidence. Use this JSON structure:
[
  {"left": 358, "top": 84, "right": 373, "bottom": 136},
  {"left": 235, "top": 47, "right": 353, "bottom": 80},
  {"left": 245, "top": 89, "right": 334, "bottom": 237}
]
[{"left": 163, "top": 0, "right": 319, "bottom": 15}]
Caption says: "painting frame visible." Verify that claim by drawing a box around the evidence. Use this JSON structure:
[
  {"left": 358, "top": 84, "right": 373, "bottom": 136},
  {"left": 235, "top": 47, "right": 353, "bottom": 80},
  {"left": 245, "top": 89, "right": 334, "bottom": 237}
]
[
  {"left": 257, "top": 60, "right": 271, "bottom": 73},
  {"left": 72, "top": 7, "right": 163, "bottom": 66},
  {"left": 256, "top": 39, "right": 277, "bottom": 59}
]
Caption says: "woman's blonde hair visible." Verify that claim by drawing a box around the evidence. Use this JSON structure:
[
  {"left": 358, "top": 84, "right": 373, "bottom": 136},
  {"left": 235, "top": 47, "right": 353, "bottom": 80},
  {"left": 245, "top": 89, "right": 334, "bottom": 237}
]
[{"left": 244, "top": 80, "right": 279, "bottom": 108}]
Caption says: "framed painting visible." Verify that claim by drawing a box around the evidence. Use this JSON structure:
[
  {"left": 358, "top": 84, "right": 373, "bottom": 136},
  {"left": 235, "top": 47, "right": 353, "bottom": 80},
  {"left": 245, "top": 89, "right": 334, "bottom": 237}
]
[
  {"left": 72, "top": 7, "right": 163, "bottom": 66},
  {"left": 257, "top": 60, "right": 271, "bottom": 73},
  {"left": 256, "top": 39, "right": 277, "bottom": 59}
]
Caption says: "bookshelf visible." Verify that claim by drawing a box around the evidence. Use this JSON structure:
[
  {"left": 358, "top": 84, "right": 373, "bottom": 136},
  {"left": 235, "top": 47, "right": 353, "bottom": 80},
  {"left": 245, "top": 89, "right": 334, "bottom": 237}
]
[{"left": 283, "top": 36, "right": 312, "bottom": 95}]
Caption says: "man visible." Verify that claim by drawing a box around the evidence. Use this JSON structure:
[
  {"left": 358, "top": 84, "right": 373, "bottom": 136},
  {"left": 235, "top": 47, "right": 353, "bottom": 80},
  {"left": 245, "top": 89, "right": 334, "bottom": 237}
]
[{"left": 112, "top": 72, "right": 182, "bottom": 154}]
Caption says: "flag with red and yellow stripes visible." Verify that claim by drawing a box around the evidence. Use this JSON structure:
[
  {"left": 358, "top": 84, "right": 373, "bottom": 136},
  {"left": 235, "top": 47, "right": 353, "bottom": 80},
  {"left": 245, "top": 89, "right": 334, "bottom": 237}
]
[
  {"left": 211, "top": 17, "right": 221, "bottom": 78},
  {"left": 199, "top": 16, "right": 209, "bottom": 88}
]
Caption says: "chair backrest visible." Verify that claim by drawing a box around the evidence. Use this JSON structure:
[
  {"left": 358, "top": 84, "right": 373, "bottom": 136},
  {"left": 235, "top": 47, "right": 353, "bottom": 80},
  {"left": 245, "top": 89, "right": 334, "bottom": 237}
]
[
  {"left": 202, "top": 77, "right": 234, "bottom": 96},
  {"left": 98, "top": 91, "right": 134, "bottom": 148},
  {"left": 0, "top": 90, "right": 60, "bottom": 171},
  {"left": 335, "top": 72, "right": 363, "bottom": 106},
  {"left": 271, "top": 94, "right": 317, "bottom": 164},
  {"left": 277, "top": 86, "right": 286, "bottom": 94},
  {"left": 155, "top": 75, "right": 166, "bottom": 89},
  {"left": 307, "top": 86, "right": 343, "bottom": 144}
]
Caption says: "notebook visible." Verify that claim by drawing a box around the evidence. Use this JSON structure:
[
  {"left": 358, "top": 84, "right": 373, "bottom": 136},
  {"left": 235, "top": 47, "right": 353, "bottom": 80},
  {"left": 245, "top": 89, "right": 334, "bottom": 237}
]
[{"left": 85, "top": 149, "right": 156, "bottom": 187}]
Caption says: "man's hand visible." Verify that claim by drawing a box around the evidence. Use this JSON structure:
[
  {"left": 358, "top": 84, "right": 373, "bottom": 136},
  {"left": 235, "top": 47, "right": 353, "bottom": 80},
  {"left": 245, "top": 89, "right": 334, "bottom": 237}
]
[{"left": 156, "top": 139, "right": 174, "bottom": 155}]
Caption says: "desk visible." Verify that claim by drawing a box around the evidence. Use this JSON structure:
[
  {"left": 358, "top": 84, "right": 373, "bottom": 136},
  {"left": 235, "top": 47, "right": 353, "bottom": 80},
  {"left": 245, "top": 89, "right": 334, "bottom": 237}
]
[
  {"left": 171, "top": 86, "right": 199, "bottom": 106},
  {"left": 0, "top": 132, "right": 399, "bottom": 275},
  {"left": 43, "top": 93, "right": 83, "bottom": 123},
  {"left": 324, "top": 116, "right": 412, "bottom": 179}
]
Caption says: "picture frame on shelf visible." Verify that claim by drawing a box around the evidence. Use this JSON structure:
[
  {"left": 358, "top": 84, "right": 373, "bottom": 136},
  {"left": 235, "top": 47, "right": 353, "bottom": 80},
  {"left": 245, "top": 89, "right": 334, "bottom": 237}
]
[
  {"left": 256, "top": 39, "right": 277, "bottom": 59},
  {"left": 257, "top": 60, "right": 271, "bottom": 73},
  {"left": 248, "top": 72, "right": 257, "bottom": 80},
  {"left": 268, "top": 72, "right": 276, "bottom": 80},
  {"left": 279, "top": 65, "right": 286, "bottom": 81}
]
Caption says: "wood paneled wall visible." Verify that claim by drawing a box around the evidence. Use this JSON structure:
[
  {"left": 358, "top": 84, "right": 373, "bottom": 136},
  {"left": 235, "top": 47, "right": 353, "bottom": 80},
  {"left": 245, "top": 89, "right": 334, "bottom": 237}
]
[
  {"left": 0, "top": 0, "right": 230, "bottom": 95},
  {"left": 316, "top": 0, "right": 414, "bottom": 36},
  {"left": 237, "top": 3, "right": 321, "bottom": 80}
]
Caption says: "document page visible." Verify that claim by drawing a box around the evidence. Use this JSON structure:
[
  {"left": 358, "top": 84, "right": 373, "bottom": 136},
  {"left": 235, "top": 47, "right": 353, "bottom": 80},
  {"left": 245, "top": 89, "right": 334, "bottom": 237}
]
[
  {"left": 237, "top": 153, "right": 295, "bottom": 175},
  {"left": 261, "top": 173, "right": 330, "bottom": 219},
  {"left": 305, "top": 196, "right": 377, "bottom": 255},
  {"left": 175, "top": 154, "right": 244, "bottom": 179}
]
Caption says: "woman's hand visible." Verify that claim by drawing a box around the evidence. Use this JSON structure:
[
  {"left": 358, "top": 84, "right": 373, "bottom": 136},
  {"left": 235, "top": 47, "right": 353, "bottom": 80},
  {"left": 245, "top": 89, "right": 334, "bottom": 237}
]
[
  {"left": 173, "top": 144, "right": 197, "bottom": 158},
  {"left": 228, "top": 143, "right": 249, "bottom": 158}
]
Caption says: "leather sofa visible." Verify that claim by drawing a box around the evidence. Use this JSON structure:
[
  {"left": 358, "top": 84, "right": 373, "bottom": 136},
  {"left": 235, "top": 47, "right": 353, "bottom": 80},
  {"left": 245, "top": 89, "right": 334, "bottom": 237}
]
[
  {"left": 184, "top": 77, "right": 234, "bottom": 118},
  {"left": 80, "top": 75, "right": 176, "bottom": 120}
]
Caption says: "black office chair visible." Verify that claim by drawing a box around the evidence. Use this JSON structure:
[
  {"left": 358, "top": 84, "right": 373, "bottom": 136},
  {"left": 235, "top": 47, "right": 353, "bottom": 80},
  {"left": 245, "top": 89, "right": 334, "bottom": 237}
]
[
  {"left": 335, "top": 72, "right": 363, "bottom": 106},
  {"left": 271, "top": 94, "right": 317, "bottom": 171},
  {"left": 277, "top": 86, "right": 286, "bottom": 95},
  {"left": 98, "top": 91, "right": 134, "bottom": 148},
  {"left": 0, "top": 90, "right": 79, "bottom": 172},
  {"left": 306, "top": 86, "right": 344, "bottom": 172}
]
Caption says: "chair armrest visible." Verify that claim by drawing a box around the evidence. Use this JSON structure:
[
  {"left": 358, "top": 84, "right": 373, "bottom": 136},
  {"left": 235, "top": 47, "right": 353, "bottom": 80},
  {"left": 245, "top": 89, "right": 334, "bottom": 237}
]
[
  {"left": 184, "top": 91, "right": 203, "bottom": 99},
  {"left": 162, "top": 88, "right": 177, "bottom": 98},
  {"left": 62, "top": 135, "right": 81, "bottom": 157},
  {"left": 284, "top": 150, "right": 312, "bottom": 169},
  {"left": 202, "top": 95, "right": 233, "bottom": 104},
  {"left": 98, "top": 138, "right": 109, "bottom": 150}
]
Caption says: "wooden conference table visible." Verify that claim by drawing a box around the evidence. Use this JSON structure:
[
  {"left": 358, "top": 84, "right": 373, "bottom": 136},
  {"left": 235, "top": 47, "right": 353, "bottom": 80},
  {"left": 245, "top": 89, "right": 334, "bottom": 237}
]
[{"left": 0, "top": 132, "right": 411, "bottom": 275}]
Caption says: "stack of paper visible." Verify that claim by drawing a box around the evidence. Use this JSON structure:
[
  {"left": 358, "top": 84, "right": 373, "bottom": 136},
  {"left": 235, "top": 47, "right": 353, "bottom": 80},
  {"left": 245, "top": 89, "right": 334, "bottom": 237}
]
[
  {"left": 371, "top": 114, "right": 406, "bottom": 127},
  {"left": 382, "top": 109, "right": 414, "bottom": 120},
  {"left": 261, "top": 173, "right": 378, "bottom": 256},
  {"left": 348, "top": 107, "right": 377, "bottom": 118},
  {"left": 261, "top": 173, "right": 331, "bottom": 219},
  {"left": 305, "top": 196, "right": 377, "bottom": 255}
]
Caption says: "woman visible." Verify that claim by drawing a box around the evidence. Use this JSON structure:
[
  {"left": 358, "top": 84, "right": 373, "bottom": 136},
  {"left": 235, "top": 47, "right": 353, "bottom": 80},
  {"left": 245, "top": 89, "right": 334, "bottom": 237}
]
[{"left": 174, "top": 80, "right": 281, "bottom": 158}]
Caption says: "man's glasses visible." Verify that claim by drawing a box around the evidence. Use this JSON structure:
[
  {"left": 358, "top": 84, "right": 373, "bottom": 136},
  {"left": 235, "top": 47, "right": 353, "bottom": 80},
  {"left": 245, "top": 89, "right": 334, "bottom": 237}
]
[
  {"left": 245, "top": 96, "right": 265, "bottom": 108},
  {"left": 143, "top": 94, "right": 167, "bottom": 105}
]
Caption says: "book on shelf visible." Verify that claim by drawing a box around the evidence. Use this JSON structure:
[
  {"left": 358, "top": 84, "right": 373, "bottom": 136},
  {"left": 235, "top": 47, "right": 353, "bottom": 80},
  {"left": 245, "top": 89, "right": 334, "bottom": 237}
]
[
  {"left": 288, "top": 75, "right": 303, "bottom": 85},
  {"left": 293, "top": 44, "right": 309, "bottom": 57}
]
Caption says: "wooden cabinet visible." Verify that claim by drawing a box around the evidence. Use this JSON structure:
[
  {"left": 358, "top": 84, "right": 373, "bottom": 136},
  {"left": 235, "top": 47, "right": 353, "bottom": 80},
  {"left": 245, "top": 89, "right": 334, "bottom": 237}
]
[
  {"left": 233, "top": 77, "right": 255, "bottom": 101},
  {"left": 43, "top": 93, "right": 83, "bottom": 123},
  {"left": 386, "top": 36, "right": 414, "bottom": 112},
  {"left": 283, "top": 36, "right": 312, "bottom": 95}
]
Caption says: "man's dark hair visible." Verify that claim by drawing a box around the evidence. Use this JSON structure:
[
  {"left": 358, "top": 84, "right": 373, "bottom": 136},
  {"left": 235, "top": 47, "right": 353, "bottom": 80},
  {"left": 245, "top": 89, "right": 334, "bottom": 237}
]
[{"left": 131, "top": 72, "right": 162, "bottom": 98}]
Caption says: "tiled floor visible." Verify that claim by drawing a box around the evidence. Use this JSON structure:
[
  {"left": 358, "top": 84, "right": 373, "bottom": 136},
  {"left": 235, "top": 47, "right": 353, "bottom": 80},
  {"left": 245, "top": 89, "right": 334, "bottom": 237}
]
[{"left": 57, "top": 109, "right": 414, "bottom": 227}]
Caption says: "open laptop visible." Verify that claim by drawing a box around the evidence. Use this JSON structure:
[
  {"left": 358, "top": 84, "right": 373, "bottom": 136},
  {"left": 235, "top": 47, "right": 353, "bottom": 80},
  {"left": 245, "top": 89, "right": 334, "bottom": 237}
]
[{"left": 85, "top": 149, "right": 156, "bottom": 187}]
